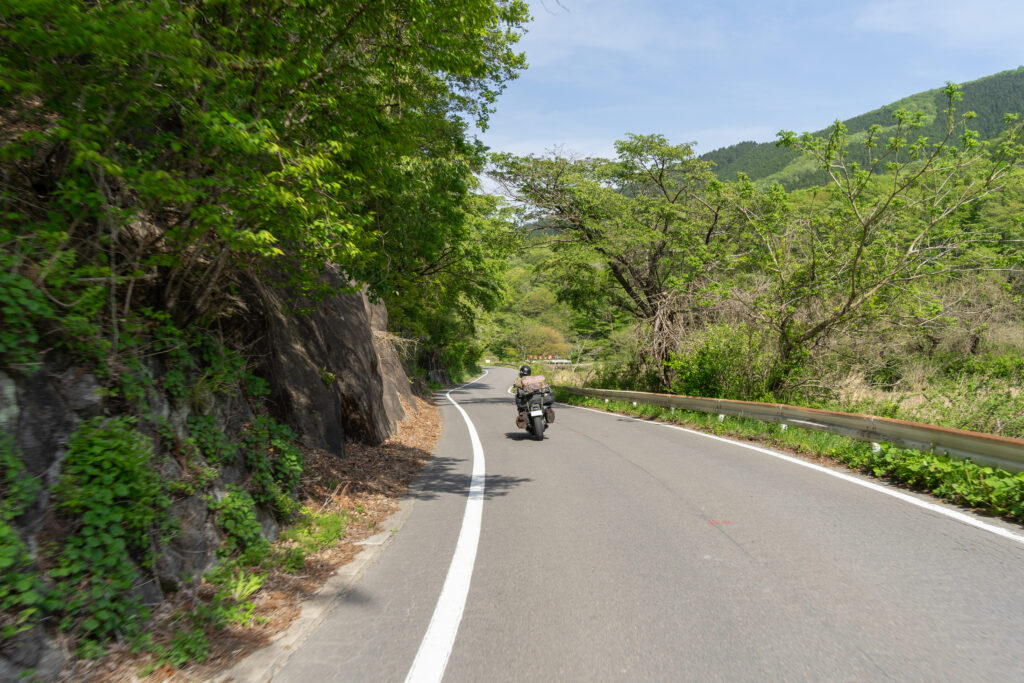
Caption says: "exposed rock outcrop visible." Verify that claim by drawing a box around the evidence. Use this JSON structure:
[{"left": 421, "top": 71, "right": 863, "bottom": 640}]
[
  {"left": 0, "top": 270, "right": 413, "bottom": 680},
  {"left": 369, "top": 298, "right": 416, "bottom": 433},
  {"left": 245, "top": 267, "right": 400, "bottom": 454},
  {"left": 0, "top": 625, "right": 66, "bottom": 683}
]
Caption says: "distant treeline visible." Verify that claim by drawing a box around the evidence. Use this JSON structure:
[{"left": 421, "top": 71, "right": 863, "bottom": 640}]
[{"left": 703, "top": 67, "right": 1024, "bottom": 189}]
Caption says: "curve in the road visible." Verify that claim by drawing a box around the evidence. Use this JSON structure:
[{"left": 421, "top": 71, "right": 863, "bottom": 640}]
[
  {"left": 567, "top": 402, "right": 1024, "bottom": 546},
  {"left": 404, "top": 371, "right": 489, "bottom": 683},
  {"left": 267, "top": 366, "right": 1024, "bottom": 681}
]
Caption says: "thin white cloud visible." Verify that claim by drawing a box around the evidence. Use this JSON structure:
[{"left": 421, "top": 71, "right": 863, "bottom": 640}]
[
  {"left": 522, "top": 0, "right": 724, "bottom": 69},
  {"left": 482, "top": 1, "right": 1024, "bottom": 160},
  {"left": 855, "top": 0, "right": 1024, "bottom": 46}
]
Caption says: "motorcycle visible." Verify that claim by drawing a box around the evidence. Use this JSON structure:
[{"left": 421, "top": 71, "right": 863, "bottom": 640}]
[{"left": 514, "top": 375, "right": 555, "bottom": 440}]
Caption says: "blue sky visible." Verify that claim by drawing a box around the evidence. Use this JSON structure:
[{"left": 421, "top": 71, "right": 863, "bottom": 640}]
[{"left": 476, "top": 0, "right": 1024, "bottom": 159}]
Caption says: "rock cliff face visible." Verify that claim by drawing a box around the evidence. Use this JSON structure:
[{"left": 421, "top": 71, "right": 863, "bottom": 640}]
[
  {"left": 0, "top": 274, "right": 412, "bottom": 679},
  {"left": 369, "top": 297, "right": 417, "bottom": 431},
  {"left": 247, "top": 268, "right": 396, "bottom": 454}
]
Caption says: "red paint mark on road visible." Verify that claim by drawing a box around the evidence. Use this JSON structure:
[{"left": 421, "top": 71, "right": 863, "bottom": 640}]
[{"left": 707, "top": 520, "right": 732, "bottom": 525}]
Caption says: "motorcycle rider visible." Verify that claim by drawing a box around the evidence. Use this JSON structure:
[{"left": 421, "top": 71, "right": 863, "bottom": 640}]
[
  {"left": 512, "top": 364, "right": 556, "bottom": 429},
  {"left": 513, "top": 364, "right": 532, "bottom": 391},
  {"left": 513, "top": 364, "right": 532, "bottom": 412},
  {"left": 512, "top": 364, "right": 535, "bottom": 427}
]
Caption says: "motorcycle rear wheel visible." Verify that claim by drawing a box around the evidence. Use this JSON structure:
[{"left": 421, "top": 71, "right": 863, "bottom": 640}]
[{"left": 531, "top": 414, "right": 545, "bottom": 441}]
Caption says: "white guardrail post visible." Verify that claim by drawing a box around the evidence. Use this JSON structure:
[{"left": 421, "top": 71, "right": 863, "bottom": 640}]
[{"left": 557, "top": 386, "right": 1024, "bottom": 474}]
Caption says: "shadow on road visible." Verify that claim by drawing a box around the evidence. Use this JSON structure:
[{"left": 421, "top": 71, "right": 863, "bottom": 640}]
[
  {"left": 408, "top": 456, "right": 532, "bottom": 501},
  {"left": 326, "top": 585, "right": 373, "bottom": 604},
  {"left": 503, "top": 432, "right": 546, "bottom": 442},
  {"left": 442, "top": 379, "right": 500, "bottom": 393}
]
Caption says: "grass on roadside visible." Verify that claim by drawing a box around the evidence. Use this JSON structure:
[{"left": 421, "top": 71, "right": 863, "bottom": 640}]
[
  {"left": 555, "top": 389, "right": 1024, "bottom": 523},
  {"left": 135, "top": 504, "right": 361, "bottom": 676}
]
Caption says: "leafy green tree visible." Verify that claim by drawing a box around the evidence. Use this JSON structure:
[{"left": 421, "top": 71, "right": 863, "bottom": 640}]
[
  {"left": 1, "top": 0, "right": 529, "bottom": 366},
  {"left": 491, "top": 134, "right": 735, "bottom": 385},
  {"left": 514, "top": 323, "right": 570, "bottom": 359},
  {"left": 383, "top": 192, "right": 521, "bottom": 381},
  {"left": 734, "top": 85, "right": 1024, "bottom": 390}
]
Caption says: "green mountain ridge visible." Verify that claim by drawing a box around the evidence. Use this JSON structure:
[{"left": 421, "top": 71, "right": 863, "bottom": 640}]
[{"left": 702, "top": 67, "right": 1024, "bottom": 189}]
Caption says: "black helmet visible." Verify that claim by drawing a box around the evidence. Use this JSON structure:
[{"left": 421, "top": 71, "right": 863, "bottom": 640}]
[{"left": 519, "top": 365, "right": 531, "bottom": 377}]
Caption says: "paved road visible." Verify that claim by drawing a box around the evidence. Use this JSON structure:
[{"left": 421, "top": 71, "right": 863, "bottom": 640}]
[{"left": 272, "top": 367, "right": 1024, "bottom": 681}]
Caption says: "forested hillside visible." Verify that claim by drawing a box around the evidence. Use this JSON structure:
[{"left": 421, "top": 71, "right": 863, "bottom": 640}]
[{"left": 703, "top": 67, "right": 1024, "bottom": 188}]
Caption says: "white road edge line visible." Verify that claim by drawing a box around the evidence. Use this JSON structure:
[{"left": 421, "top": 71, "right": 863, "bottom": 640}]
[
  {"left": 405, "top": 370, "right": 488, "bottom": 683},
  {"left": 562, "top": 402, "right": 1024, "bottom": 547}
]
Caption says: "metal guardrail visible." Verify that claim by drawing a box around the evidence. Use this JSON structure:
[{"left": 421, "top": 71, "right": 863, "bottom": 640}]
[{"left": 558, "top": 386, "right": 1024, "bottom": 474}]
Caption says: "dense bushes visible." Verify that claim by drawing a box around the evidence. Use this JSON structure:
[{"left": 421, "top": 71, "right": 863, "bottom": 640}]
[
  {"left": 664, "top": 323, "right": 777, "bottom": 400},
  {"left": 0, "top": 307, "right": 368, "bottom": 665},
  {"left": 50, "top": 417, "right": 171, "bottom": 648},
  {"left": 577, "top": 304, "right": 1024, "bottom": 439},
  {"left": 242, "top": 417, "right": 304, "bottom": 518},
  {"left": 0, "top": 321, "right": 318, "bottom": 658}
]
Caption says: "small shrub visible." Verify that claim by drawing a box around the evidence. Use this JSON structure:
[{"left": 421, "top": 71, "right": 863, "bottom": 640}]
[
  {"left": 209, "top": 485, "right": 265, "bottom": 557},
  {"left": 118, "top": 356, "right": 154, "bottom": 410},
  {"left": 213, "top": 567, "right": 265, "bottom": 625},
  {"left": 188, "top": 415, "right": 237, "bottom": 465},
  {"left": 189, "top": 334, "right": 248, "bottom": 410},
  {"left": 242, "top": 417, "right": 303, "bottom": 518},
  {"left": 867, "top": 359, "right": 903, "bottom": 390},
  {"left": 276, "top": 507, "right": 349, "bottom": 567},
  {"left": 943, "top": 352, "right": 1024, "bottom": 382},
  {"left": 50, "top": 417, "right": 170, "bottom": 645},
  {"left": 0, "top": 266, "right": 52, "bottom": 366},
  {"left": 200, "top": 564, "right": 266, "bottom": 628},
  {"left": 164, "top": 626, "right": 210, "bottom": 667},
  {"left": 665, "top": 323, "right": 776, "bottom": 399},
  {"left": 148, "top": 312, "right": 194, "bottom": 402},
  {"left": 273, "top": 546, "right": 307, "bottom": 573},
  {"left": 244, "top": 372, "right": 270, "bottom": 398}
]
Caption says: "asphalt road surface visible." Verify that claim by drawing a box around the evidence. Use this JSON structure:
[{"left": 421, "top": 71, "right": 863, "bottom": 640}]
[{"left": 272, "top": 367, "right": 1024, "bottom": 682}]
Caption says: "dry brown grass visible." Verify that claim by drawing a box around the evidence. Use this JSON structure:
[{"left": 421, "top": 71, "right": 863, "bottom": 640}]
[{"left": 541, "top": 364, "right": 596, "bottom": 388}]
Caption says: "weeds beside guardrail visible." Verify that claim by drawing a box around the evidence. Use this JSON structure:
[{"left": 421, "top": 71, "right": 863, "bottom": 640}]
[
  {"left": 554, "top": 389, "right": 1024, "bottom": 522},
  {"left": 557, "top": 386, "right": 1024, "bottom": 473}
]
